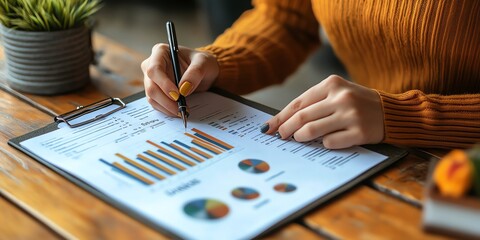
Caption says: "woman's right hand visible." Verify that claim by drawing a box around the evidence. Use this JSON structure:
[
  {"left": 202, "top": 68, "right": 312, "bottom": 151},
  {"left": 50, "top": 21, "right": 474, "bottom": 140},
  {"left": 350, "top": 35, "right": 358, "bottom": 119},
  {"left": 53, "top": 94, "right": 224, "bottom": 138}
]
[{"left": 141, "top": 44, "right": 219, "bottom": 116}]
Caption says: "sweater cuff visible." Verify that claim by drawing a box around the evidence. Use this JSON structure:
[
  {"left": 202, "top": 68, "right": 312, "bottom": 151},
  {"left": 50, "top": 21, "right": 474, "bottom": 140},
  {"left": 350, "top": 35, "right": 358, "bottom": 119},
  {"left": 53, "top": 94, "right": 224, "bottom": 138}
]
[
  {"left": 196, "top": 45, "right": 239, "bottom": 87},
  {"left": 376, "top": 90, "right": 431, "bottom": 146}
]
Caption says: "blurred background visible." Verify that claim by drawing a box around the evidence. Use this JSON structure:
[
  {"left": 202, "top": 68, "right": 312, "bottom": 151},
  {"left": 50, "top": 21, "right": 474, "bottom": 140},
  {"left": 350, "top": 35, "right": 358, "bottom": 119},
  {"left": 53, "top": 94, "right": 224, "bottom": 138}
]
[{"left": 95, "top": 0, "right": 347, "bottom": 110}]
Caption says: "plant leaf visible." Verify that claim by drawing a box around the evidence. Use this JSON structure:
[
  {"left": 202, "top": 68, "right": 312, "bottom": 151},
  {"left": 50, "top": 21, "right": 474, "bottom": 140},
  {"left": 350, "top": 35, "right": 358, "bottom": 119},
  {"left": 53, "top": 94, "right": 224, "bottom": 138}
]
[{"left": 0, "top": 0, "right": 102, "bottom": 31}]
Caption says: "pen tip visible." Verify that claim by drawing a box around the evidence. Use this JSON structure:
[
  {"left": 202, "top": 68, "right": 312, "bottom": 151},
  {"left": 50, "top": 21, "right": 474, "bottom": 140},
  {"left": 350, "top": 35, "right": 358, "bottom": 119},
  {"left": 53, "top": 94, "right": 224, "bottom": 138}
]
[{"left": 180, "top": 111, "right": 188, "bottom": 131}]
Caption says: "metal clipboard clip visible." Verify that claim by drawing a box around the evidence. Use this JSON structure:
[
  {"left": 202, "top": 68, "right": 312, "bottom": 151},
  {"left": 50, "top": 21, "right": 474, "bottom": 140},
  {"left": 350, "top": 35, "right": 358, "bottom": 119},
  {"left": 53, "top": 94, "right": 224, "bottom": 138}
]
[{"left": 54, "top": 97, "right": 126, "bottom": 128}]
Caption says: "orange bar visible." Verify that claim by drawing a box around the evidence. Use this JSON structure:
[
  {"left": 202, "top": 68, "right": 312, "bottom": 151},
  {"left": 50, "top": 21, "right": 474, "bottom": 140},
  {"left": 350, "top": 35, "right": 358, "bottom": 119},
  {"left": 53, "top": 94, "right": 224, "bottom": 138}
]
[
  {"left": 137, "top": 154, "right": 176, "bottom": 175},
  {"left": 145, "top": 150, "right": 187, "bottom": 171},
  {"left": 192, "top": 139, "right": 223, "bottom": 154},
  {"left": 192, "top": 128, "right": 234, "bottom": 150},
  {"left": 112, "top": 162, "right": 154, "bottom": 185},
  {"left": 147, "top": 140, "right": 196, "bottom": 167},
  {"left": 169, "top": 143, "right": 205, "bottom": 163},
  {"left": 184, "top": 133, "right": 224, "bottom": 153},
  {"left": 190, "top": 147, "right": 213, "bottom": 159},
  {"left": 116, "top": 153, "right": 165, "bottom": 180}
]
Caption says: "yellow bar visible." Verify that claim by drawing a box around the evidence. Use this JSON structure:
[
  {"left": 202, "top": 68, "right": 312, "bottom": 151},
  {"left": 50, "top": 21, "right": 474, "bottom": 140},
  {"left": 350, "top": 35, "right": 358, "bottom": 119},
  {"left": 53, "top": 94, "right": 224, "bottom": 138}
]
[
  {"left": 145, "top": 150, "right": 186, "bottom": 171},
  {"left": 190, "top": 147, "right": 213, "bottom": 159},
  {"left": 137, "top": 154, "right": 176, "bottom": 175},
  {"left": 184, "top": 133, "right": 224, "bottom": 153},
  {"left": 192, "top": 139, "right": 223, "bottom": 155},
  {"left": 112, "top": 162, "right": 154, "bottom": 185},
  {"left": 147, "top": 140, "right": 196, "bottom": 167},
  {"left": 116, "top": 153, "right": 165, "bottom": 180},
  {"left": 192, "top": 128, "right": 234, "bottom": 150},
  {"left": 170, "top": 143, "right": 205, "bottom": 163}
]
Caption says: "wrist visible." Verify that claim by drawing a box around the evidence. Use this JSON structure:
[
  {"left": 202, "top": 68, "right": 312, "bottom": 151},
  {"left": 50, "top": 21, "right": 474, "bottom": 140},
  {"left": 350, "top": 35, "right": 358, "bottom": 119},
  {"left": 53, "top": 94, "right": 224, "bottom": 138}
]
[
  {"left": 371, "top": 89, "right": 386, "bottom": 142},
  {"left": 196, "top": 45, "right": 239, "bottom": 89}
]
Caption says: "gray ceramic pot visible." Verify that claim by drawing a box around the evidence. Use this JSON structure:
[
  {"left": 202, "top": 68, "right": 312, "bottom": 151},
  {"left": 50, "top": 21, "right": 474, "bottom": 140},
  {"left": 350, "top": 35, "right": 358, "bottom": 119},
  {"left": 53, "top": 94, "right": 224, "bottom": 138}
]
[{"left": 0, "top": 24, "right": 92, "bottom": 95}]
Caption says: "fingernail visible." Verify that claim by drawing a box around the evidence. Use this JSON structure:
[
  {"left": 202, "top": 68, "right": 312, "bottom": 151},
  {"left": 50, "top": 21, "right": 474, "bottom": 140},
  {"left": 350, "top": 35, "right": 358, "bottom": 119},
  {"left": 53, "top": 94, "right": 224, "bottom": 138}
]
[
  {"left": 179, "top": 81, "right": 192, "bottom": 96},
  {"left": 260, "top": 123, "right": 269, "bottom": 133},
  {"left": 275, "top": 132, "right": 283, "bottom": 138},
  {"left": 169, "top": 91, "right": 179, "bottom": 101}
]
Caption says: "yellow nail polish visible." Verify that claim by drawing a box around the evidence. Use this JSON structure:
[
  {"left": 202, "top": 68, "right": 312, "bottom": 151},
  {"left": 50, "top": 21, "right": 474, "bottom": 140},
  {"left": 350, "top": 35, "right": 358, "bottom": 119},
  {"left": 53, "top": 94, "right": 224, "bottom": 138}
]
[
  {"left": 179, "top": 82, "right": 192, "bottom": 96},
  {"left": 169, "top": 91, "right": 179, "bottom": 101}
]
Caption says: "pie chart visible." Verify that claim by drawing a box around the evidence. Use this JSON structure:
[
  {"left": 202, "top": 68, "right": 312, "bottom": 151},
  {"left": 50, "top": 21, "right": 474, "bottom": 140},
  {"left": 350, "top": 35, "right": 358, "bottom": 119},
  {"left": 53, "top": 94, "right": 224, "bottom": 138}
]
[
  {"left": 238, "top": 159, "right": 270, "bottom": 174},
  {"left": 274, "top": 183, "right": 297, "bottom": 193},
  {"left": 183, "top": 198, "right": 229, "bottom": 220},
  {"left": 231, "top": 187, "right": 260, "bottom": 200}
]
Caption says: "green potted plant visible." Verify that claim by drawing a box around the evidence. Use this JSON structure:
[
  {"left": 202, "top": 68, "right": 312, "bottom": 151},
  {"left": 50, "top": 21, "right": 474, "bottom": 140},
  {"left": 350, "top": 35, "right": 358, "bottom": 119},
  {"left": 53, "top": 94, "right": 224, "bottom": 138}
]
[{"left": 0, "top": 0, "right": 102, "bottom": 94}]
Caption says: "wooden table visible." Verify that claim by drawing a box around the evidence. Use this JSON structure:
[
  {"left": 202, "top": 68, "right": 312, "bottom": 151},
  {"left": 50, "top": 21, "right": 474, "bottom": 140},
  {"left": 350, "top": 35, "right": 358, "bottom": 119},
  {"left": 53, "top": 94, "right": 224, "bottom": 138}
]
[{"left": 0, "top": 33, "right": 452, "bottom": 239}]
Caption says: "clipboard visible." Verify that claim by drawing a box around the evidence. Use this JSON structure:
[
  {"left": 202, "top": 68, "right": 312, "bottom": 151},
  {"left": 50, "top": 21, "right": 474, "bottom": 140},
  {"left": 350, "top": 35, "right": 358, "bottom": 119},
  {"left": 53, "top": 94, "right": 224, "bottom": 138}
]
[{"left": 8, "top": 88, "right": 408, "bottom": 239}]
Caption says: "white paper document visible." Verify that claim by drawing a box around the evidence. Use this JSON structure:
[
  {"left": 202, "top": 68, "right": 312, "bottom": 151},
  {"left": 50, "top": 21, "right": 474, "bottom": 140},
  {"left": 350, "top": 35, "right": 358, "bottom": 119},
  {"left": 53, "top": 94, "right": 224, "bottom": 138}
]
[{"left": 21, "top": 92, "right": 387, "bottom": 239}]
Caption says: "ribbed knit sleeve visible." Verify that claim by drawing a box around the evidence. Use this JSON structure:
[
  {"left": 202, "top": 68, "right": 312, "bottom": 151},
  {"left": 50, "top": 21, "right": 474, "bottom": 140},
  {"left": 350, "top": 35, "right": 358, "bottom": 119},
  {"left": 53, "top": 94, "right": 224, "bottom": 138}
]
[
  {"left": 199, "top": 0, "right": 320, "bottom": 94},
  {"left": 378, "top": 90, "right": 480, "bottom": 149},
  {"left": 313, "top": 0, "right": 480, "bottom": 149}
]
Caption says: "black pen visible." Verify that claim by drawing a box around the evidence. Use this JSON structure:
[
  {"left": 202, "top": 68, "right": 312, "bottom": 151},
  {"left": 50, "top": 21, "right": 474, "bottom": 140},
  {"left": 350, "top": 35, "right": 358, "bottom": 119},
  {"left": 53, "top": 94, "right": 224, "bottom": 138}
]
[{"left": 166, "top": 21, "right": 188, "bottom": 131}]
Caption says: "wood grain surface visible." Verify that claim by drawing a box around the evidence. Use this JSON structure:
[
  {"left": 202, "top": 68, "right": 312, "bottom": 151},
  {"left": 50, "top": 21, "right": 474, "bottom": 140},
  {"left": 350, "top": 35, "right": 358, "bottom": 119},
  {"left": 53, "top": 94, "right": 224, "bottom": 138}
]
[
  {"left": 265, "top": 223, "right": 326, "bottom": 240},
  {"left": 0, "top": 196, "right": 59, "bottom": 239},
  {"left": 303, "top": 186, "right": 451, "bottom": 240},
  {"left": 371, "top": 152, "right": 429, "bottom": 206}
]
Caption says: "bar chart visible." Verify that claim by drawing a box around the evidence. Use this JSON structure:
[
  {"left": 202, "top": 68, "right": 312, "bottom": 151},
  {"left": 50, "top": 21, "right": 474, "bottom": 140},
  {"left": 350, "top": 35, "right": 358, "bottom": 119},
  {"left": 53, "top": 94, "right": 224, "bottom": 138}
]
[{"left": 99, "top": 128, "right": 235, "bottom": 185}]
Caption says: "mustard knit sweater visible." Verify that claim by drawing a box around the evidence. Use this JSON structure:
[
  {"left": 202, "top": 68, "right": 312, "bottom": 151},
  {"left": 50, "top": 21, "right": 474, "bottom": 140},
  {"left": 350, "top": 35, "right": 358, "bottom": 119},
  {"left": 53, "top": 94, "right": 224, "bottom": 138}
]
[{"left": 200, "top": 0, "right": 480, "bottom": 149}]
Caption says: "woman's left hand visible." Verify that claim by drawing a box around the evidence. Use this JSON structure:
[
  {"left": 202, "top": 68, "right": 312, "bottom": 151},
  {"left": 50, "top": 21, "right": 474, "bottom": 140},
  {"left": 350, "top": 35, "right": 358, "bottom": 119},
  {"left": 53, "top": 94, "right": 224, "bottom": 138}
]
[{"left": 263, "top": 75, "right": 385, "bottom": 149}]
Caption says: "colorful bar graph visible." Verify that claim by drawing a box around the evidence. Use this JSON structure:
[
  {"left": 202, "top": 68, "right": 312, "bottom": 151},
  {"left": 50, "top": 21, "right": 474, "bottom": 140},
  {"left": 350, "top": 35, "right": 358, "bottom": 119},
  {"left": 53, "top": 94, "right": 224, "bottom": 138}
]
[
  {"left": 191, "top": 139, "right": 223, "bottom": 155},
  {"left": 100, "top": 158, "right": 154, "bottom": 185},
  {"left": 101, "top": 128, "right": 234, "bottom": 185},
  {"left": 147, "top": 140, "right": 196, "bottom": 167},
  {"left": 145, "top": 150, "right": 186, "bottom": 171},
  {"left": 174, "top": 140, "right": 213, "bottom": 159},
  {"left": 192, "top": 128, "right": 234, "bottom": 150},
  {"left": 116, "top": 153, "right": 165, "bottom": 180},
  {"left": 137, "top": 154, "right": 176, "bottom": 175},
  {"left": 190, "top": 147, "right": 213, "bottom": 159},
  {"left": 168, "top": 143, "right": 205, "bottom": 163},
  {"left": 184, "top": 133, "right": 225, "bottom": 153}
]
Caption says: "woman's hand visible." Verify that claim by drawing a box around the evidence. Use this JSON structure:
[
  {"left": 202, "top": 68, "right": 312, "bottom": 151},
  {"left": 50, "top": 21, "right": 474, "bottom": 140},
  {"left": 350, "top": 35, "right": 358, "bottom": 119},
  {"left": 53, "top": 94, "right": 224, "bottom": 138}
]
[
  {"left": 263, "top": 75, "right": 384, "bottom": 149},
  {"left": 141, "top": 44, "right": 219, "bottom": 116}
]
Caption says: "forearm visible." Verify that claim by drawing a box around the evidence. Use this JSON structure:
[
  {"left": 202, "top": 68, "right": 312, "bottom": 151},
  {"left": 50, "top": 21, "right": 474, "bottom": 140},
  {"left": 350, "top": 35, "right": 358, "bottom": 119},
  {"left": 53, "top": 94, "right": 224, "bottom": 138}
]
[
  {"left": 199, "top": 0, "right": 320, "bottom": 94},
  {"left": 377, "top": 90, "right": 480, "bottom": 149}
]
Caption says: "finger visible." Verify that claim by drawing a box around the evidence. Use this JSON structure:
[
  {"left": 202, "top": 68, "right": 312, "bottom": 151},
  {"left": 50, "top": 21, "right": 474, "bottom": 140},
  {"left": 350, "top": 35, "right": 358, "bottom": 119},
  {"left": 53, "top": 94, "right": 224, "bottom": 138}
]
[
  {"left": 178, "top": 52, "right": 210, "bottom": 96},
  {"left": 144, "top": 75, "right": 178, "bottom": 116},
  {"left": 277, "top": 100, "right": 334, "bottom": 139},
  {"left": 292, "top": 113, "right": 346, "bottom": 142},
  {"left": 265, "top": 84, "right": 329, "bottom": 135},
  {"left": 265, "top": 75, "right": 350, "bottom": 135},
  {"left": 147, "top": 95, "right": 176, "bottom": 117},
  {"left": 146, "top": 44, "right": 180, "bottom": 101},
  {"left": 322, "top": 129, "right": 358, "bottom": 149}
]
